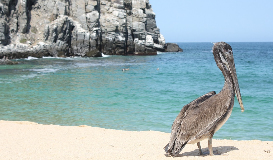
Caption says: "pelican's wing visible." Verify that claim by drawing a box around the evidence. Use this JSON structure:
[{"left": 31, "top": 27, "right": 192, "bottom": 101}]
[{"left": 165, "top": 91, "right": 216, "bottom": 156}]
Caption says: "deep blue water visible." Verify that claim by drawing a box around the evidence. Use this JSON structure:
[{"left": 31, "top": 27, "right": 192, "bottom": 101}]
[{"left": 0, "top": 42, "right": 272, "bottom": 141}]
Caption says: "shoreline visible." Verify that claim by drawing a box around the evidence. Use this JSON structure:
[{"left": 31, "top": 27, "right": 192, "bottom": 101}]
[{"left": 0, "top": 121, "right": 272, "bottom": 159}]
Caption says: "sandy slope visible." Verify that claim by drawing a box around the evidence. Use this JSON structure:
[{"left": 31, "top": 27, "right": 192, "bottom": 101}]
[{"left": 0, "top": 121, "right": 272, "bottom": 160}]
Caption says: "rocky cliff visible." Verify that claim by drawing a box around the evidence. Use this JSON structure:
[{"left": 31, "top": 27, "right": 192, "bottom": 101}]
[{"left": 0, "top": 0, "right": 182, "bottom": 58}]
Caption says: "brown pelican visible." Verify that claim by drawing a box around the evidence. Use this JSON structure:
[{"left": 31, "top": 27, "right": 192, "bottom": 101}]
[{"left": 164, "top": 42, "right": 244, "bottom": 156}]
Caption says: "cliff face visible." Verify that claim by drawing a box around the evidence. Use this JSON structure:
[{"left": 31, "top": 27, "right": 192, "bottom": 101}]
[{"left": 0, "top": 0, "right": 181, "bottom": 58}]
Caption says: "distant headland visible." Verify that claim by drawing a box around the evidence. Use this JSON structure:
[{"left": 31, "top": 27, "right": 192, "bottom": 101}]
[{"left": 0, "top": 0, "right": 182, "bottom": 60}]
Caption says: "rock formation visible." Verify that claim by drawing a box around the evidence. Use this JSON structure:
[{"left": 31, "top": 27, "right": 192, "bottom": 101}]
[
  {"left": 0, "top": 0, "right": 182, "bottom": 59},
  {"left": 0, "top": 56, "right": 18, "bottom": 65}
]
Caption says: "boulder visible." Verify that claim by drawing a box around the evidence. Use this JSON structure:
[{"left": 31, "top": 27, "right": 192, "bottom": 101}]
[{"left": 164, "top": 43, "right": 183, "bottom": 52}]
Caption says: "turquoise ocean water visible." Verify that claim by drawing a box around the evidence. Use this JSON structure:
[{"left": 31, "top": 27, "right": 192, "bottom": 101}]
[{"left": 0, "top": 42, "right": 272, "bottom": 141}]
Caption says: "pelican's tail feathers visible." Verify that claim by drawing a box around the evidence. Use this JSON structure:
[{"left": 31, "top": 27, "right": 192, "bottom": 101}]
[
  {"left": 164, "top": 141, "right": 188, "bottom": 156},
  {"left": 164, "top": 143, "right": 169, "bottom": 153}
]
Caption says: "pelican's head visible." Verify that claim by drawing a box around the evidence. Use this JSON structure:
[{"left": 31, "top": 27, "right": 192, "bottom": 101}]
[{"left": 212, "top": 42, "right": 244, "bottom": 112}]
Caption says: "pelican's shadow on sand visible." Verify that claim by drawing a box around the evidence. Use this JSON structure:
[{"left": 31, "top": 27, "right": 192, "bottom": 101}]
[{"left": 166, "top": 146, "right": 239, "bottom": 157}]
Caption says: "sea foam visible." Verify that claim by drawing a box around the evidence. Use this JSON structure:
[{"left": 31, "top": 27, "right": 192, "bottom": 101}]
[{"left": 26, "top": 56, "right": 38, "bottom": 60}]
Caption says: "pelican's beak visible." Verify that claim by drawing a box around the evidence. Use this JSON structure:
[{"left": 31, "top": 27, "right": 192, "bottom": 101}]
[{"left": 229, "top": 54, "right": 245, "bottom": 112}]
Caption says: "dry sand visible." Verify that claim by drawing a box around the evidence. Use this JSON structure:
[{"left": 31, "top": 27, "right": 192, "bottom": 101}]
[{"left": 0, "top": 121, "right": 272, "bottom": 160}]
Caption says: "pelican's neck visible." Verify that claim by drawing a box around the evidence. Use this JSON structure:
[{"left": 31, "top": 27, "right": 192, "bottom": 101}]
[{"left": 220, "top": 73, "right": 235, "bottom": 100}]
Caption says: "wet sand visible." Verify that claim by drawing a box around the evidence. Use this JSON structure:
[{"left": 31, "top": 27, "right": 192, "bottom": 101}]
[{"left": 0, "top": 121, "right": 272, "bottom": 160}]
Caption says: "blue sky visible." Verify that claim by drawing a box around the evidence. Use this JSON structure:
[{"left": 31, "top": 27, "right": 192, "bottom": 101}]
[{"left": 149, "top": 0, "right": 273, "bottom": 42}]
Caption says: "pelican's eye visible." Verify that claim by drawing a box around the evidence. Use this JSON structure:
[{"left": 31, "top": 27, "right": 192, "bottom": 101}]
[{"left": 226, "top": 50, "right": 234, "bottom": 61}]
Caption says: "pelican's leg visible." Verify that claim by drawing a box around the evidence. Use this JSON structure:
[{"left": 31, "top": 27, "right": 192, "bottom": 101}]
[
  {"left": 208, "top": 138, "right": 214, "bottom": 156},
  {"left": 197, "top": 142, "right": 203, "bottom": 155}
]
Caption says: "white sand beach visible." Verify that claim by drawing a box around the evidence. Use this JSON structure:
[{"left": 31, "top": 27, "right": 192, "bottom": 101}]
[{"left": 0, "top": 121, "right": 272, "bottom": 160}]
